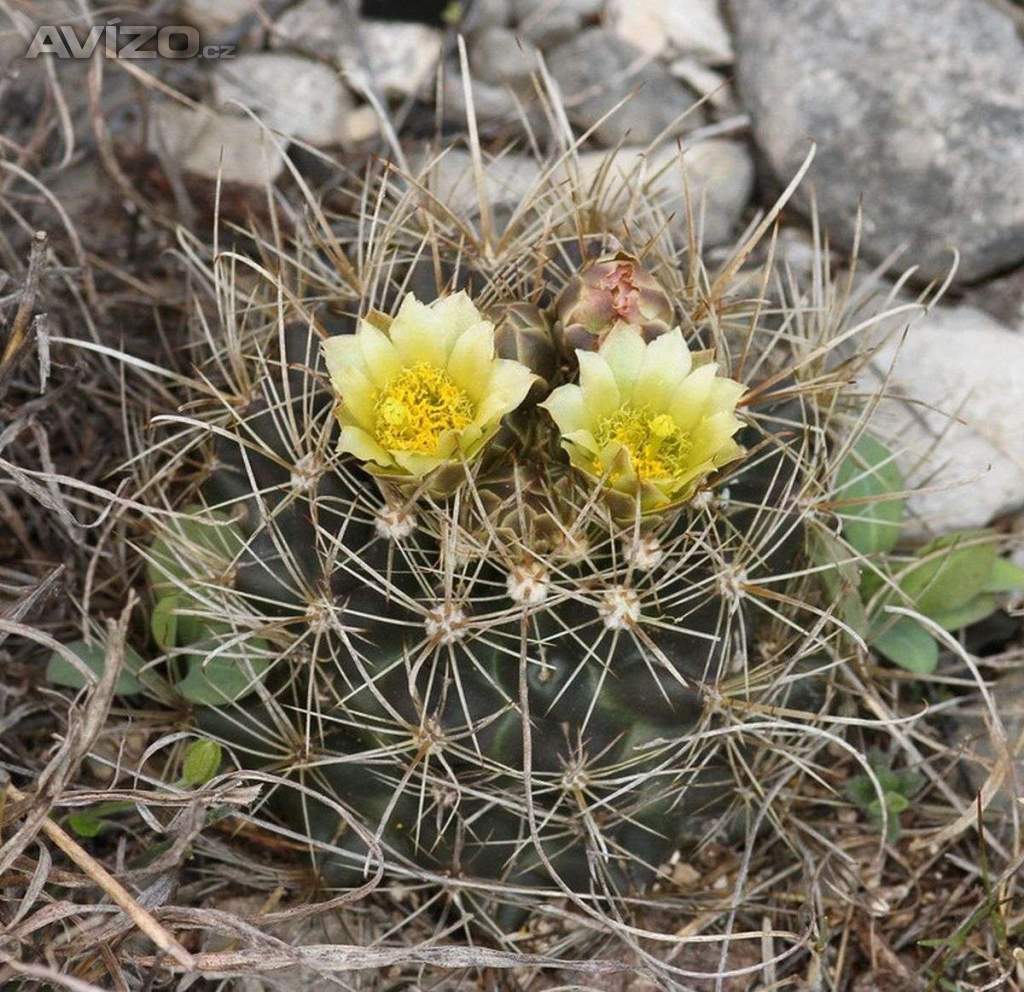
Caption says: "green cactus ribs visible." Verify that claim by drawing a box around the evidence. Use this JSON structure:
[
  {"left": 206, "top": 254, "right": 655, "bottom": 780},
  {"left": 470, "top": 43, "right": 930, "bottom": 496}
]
[{"left": 140, "top": 246, "right": 826, "bottom": 931}]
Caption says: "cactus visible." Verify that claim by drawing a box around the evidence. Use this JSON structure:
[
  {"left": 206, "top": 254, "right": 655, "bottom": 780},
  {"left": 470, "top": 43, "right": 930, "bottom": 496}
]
[{"left": 98, "top": 151, "right": 882, "bottom": 936}]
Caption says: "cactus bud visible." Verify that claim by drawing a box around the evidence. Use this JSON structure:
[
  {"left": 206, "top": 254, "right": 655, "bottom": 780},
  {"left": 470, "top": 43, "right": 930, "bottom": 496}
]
[
  {"left": 555, "top": 251, "right": 673, "bottom": 356},
  {"left": 492, "top": 302, "right": 557, "bottom": 401}
]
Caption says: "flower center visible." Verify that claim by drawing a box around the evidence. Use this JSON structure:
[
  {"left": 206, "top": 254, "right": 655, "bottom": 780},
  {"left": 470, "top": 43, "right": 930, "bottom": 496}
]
[
  {"left": 373, "top": 363, "right": 474, "bottom": 455},
  {"left": 595, "top": 405, "right": 691, "bottom": 480}
]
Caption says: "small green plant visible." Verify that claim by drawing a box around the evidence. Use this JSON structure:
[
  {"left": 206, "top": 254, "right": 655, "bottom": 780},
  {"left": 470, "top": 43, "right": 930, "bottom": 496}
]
[
  {"left": 63, "top": 738, "right": 222, "bottom": 839},
  {"left": 822, "top": 434, "right": 1024, "bottom": 673},
  {"left": 845, "top": 749, "right": 924, "bottom": 840},
  {"left": 181, "top": 738, "right": 222, "bottom": 786}
]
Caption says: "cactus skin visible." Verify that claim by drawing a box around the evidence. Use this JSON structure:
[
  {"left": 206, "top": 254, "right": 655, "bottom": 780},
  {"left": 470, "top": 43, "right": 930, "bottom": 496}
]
[
  {"left": 492, "top": 302, "right": 557, "bottom": 401},
  {"left": 156, "top": 337, "right": 808, "bottom": 926},
  {"left": 554, "top": 251, "right": 674, "bottom": 357}
]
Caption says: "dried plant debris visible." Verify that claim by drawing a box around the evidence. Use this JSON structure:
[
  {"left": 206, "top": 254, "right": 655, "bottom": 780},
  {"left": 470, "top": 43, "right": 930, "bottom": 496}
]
[{"left": 1, "top": 17, "right": 1023, "bottom": 992}]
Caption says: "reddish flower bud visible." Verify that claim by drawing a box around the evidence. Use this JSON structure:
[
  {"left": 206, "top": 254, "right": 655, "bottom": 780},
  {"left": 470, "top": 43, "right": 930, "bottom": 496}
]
[{"left": 554, "top": 251, "right": 674, "bottom": 356}]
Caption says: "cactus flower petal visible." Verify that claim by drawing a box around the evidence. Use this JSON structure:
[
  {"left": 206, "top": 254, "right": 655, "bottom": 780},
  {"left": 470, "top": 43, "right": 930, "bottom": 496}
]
[
  {"left": 576, "top": 350, "right": 621, "bottom": 420},
  {"left": 357, "top": 323, "right": 403, "bottom": 387},
  {"left": 669, "top": 363, "right": 718, "bottom": 430},
  {"left": 542, "top": 324, "right": 745, "bottom": 513},
  {"left": 447, "top": 321, "right": 496, "bottom": 400},
  {"left": 338, "top": 425, "right": 391, "bottom": 465},
  {"left": 325, "top": 292, "right": 535, "bottom": 488},
  {"left": 540, "top": 384, "right": 588, "bottom": 433},
  {"left": 635, "top": 328, "right": 692, "bottom": 410}
]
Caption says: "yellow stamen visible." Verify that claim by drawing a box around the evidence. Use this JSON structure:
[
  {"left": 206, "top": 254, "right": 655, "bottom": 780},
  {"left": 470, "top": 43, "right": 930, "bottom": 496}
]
[
  {"left": 595, "top": 405, "right": 692, "bottom": 480},
  {"left": 374, "top": 363, "right": 474, "bottom": 455}
]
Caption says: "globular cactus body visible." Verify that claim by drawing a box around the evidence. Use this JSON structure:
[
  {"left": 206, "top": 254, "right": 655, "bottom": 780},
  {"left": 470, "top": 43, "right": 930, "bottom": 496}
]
[{"left": 139, "top": 236, "right": 829, "bottom": 930}]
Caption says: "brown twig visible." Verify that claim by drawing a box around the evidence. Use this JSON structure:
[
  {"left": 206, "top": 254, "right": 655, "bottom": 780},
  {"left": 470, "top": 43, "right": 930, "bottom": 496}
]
[
  {"left": 1, "top": 779, "right": 196, "bottom": 972},
  {"left": 0, "top": 229, "right": 48, "bottom": 398}
]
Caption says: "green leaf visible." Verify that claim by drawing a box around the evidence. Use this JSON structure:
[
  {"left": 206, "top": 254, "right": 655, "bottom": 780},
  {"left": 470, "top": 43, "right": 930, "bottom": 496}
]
[
  {"left": 808, "top": 530, "right": 869, "bottom": 635},
  {"left": 151, "top": 594, "right": 228, "bottom": 651},
  {"left": 182, "top": 739, "right": 222, "bottom": 786},
  {"left": 882, "top": 791, "right": 910, "bottom": 816},
  {"left": 899, "top": 531, "right": 999, "bottom": 618},
  {"left": 147, "top": 506, "right": 246, "bottom": 594},
  {"left": 845, "top": 775, "right": 877, "bottom": 807},
  {"left": 983, "top": 557, "right": 1024, "bottom": 594},
  {"left": 929, "top": 593, "right": 999, "bottom": 632},
  {"left": 46, "top": 640, "right": 145, "bottom": 696},
  {"left": 67, "top": 811, "right": 105, "bottom": 838},
  {"left": 869, "top": 615, "right": 939, "bottom": 674},
  {"left": 835, "top": 435, "right": 905, "bottom": 556},
  {"left": 175, "top": 638, "right": 270, "bottom": 705},
  {"left": 151, "top": 595, "right": 180, "bottom": 650},
  {"left": 868, "top": 792, "right": 909, "bottom": 840}
]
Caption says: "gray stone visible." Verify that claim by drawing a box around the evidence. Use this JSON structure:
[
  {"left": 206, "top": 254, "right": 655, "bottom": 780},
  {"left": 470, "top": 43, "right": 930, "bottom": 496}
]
[
  {"left": 272, "top": 7, "right": 442, "bottom": 101},
  {"left": 417, "top": 147, "right": 540, "bottom": 222},
  {"left": 513, "top": 0, "right": 604, "bottom": 20},
  {"left": 271, "top": 0, "right": 345, "bottom": 51},
  {"left": 440, "top": 66, "right": 520, "bottom": 126},
  {"left": 961, "top": 265, "right": 1024, "bottom": 331},
  {"left": 860, "top": 304, "right": 1024, "bottom": 536},
  {"left": 548, "top": 28, "right": 703, "bottom": 146},
  {"left": 572, "top": 139, "right": 753, "bottom": 246},
  {"left": 606, "top": 0, "right": 733, "bottom": 63},
  {"left": 668, "top": 57, "right": 736, "bottom": 112},
  {"left": 512, "top": 1, "right": 582, "bottom": 49},
  {"left": 357, "top": 20, "right": 444, "bottom": 99},
  {"left": 147, "top": 103, "right": 285, "bottom": 187},
  {"left": 463, "top": 0, "right": 511, "bottom": 33},
  {"left": 469, "top": 26, "right": 539, "bottom": 87},
  {"left": 182, "top": 0, "right": 258, "bottom": 37},
  {"left": 211, "top": 53, "right": 352, "bottom": 147},
  {"left": 731, "top": 0, "right": 1024, "bottom": 283}
]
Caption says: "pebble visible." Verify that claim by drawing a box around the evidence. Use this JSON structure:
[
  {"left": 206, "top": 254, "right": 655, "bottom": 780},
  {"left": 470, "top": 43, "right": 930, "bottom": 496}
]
[
  {"left": 358, "top": 20, "right": 445, "bottom": 99},
  {"left": 860, "top": 304, "right": 1024, "bottom": 535},
  {"left": 147, "top": 102, "right": 285, "bottom": 187},
  {"left": 573, "top": 139, "right": 754, "bottom": 246},
  {"left": 606, "top": 0, "right": 733, "bottom": 63},
  {"left": 548, "top": 28, "right": 704, "bottom": 146},
  {"left": 211, "top": 53, "right": 352, "bottom": 147},
  {"left": 417, "top": 147, "right": 541, "bottom": 221},
  {"left": 469, "top": 26, "right": 539, "bottom": 87},
  {"left": 731, "top": 0, "right": 1024, "bottom": 283}
]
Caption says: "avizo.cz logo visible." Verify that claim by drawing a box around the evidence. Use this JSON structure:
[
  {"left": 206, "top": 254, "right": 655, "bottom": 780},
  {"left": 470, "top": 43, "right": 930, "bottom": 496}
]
[{"left": 24, "top": 22, "right": 236, "bottom": 60}]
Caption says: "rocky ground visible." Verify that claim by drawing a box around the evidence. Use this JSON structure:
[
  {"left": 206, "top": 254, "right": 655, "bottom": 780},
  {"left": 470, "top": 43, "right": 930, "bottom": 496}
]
[
  {"left": 174, "top": 0, "right": 1024, "bottom": 736},
  {"left": 60, "top": 0, "right": 1024, "bottom": 538},
  {"left": 2, "top": 0, "right": 1024, "bottom": 989}
]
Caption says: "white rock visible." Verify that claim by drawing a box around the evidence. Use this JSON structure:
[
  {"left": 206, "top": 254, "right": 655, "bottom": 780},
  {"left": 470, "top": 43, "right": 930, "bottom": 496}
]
[
  {"left": 469, "top": 26, "right": 539, "bottom": 86},
  {"left": 573, "top": 139, "right": 753, "bottom": 246},
  {"left": 605, "top": 0, "right": 733, "bottom": 64},
  {"left": 668, "top": 56, "right": 735, "bottom": 111},
  {"left": 440, "top": 67, "right": 520, "bottom": 126},
  {"left": 147, "top": 103, "right": 285, "bottom": 187},
  {"left": 211, "top": 53, "right": 352, "bottom": 147},
  {"left": 417, "top": 148, "right": 540, "bottom": 220},
  {"left": 182, "top": 0, "right": 258, "bottom": 36},
  {"left": 466, "top": 0, "right": 511, "bottom": 32},
  {"left": 271, "top": 0, "right": 345, "bottom": 50},
  {"left": 343, "top": 105, "right": 381, "bottom": 144},
  {"left": 860, "top": 305, "right": 1024, "bottom": 536},
  {"left": 357, "top": 21, "right": 444, "bottom": 99}
]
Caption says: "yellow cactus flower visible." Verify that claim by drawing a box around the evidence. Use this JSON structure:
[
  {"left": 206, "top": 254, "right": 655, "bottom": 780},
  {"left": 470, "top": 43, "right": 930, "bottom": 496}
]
[
  {"left": 540, "top": 323, "right": 745, "bottom": 513},
  {"left": 324, "top": 291, "right": 535, "bottom": 487}
]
